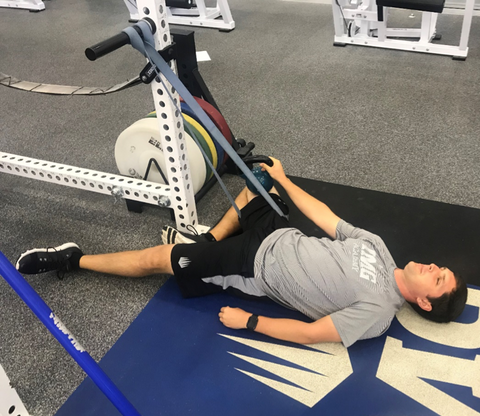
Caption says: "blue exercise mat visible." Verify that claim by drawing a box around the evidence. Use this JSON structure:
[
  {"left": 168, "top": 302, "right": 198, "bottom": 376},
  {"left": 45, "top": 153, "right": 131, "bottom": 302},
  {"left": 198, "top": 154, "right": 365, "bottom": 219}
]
[{"left": 55, "top": 277, "right": 480, "bottom": 416}]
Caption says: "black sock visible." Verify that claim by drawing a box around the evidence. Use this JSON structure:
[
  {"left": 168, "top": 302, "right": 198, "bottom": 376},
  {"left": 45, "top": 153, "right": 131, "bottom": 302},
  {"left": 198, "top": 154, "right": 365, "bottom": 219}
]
[
  {"left": 69, "top": 251, "right": 84, "bottom": 270},
  {"left": 204, "top": 232, "right": 216, "bottom": 242}
]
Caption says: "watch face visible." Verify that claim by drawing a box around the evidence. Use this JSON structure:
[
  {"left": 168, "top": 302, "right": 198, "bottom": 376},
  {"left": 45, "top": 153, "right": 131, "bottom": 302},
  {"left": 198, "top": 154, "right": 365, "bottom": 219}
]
[{"left": 247, "top": 314, "right": 258, "bottom": 331}]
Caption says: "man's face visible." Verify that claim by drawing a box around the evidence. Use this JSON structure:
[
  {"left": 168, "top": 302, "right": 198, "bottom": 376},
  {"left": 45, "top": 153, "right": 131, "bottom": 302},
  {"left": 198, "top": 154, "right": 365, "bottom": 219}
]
[{"left": 404, "top": 262, "right": 457, "bottom": 301}]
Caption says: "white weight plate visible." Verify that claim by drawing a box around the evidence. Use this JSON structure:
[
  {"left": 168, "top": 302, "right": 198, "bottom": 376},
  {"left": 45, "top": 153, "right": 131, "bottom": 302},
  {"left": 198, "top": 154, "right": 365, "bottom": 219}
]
[{"left": 115, "top": 118, "right": 206, "bottom": 194}]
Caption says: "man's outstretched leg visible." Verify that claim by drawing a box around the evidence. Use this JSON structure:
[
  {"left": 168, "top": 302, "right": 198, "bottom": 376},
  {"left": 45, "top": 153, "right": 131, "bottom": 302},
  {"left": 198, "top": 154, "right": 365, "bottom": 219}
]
[
  {"left": 16, "top": 243, "right": 175, "bottom": 277},
  {"left": 162, "top": 186, "right": 276, "bottom": 244}
]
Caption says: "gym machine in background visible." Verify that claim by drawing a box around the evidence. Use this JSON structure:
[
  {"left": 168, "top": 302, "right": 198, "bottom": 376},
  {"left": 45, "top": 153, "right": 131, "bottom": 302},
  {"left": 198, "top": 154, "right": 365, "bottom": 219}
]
[
  {"left": 0, "top": 0, "right": 44, "bottom": 11},
  {"left": 332, "top": 0, "right": 475, "bottom": 59},
  {"left": 124, "top": 0, "right": 235, "bottom": 31}
]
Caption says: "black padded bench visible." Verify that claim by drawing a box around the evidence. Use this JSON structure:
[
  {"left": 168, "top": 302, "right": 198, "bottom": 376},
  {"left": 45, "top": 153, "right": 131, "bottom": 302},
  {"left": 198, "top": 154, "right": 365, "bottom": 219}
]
[{"left": 377, "top": 0, "right": 445, "bottom": 21}]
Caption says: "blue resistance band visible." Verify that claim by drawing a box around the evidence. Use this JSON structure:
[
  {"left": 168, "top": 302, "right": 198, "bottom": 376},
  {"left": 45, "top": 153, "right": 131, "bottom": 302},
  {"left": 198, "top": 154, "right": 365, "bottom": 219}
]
[
  {"left": 123, "top": 22, "right": 286, "bottom": 219},
  {"left": 0, "top": 251, "right": 141, "bottom": 416}
]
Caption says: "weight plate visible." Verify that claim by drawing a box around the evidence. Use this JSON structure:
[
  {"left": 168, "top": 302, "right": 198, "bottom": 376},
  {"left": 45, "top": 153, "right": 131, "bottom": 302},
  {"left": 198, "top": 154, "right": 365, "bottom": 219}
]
[
  {"left": 115, "top": 118, "right": 207, "bottom": 194},
  {"left": 180, "top": 102, "right": 225, "bottom": 166}
]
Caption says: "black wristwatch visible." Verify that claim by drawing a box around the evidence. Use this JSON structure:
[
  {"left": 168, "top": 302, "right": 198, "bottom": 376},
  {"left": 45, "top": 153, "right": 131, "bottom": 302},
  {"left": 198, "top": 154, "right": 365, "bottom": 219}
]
[{"left": 246, "top": 314, "right": 259, "bottom": 331}]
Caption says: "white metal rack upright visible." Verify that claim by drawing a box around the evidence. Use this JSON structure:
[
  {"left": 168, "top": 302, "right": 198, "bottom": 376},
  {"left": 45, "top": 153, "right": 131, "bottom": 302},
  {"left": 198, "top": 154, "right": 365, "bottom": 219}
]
[{"left": 0, "top": 0, "right": 203, "bottom": 235}]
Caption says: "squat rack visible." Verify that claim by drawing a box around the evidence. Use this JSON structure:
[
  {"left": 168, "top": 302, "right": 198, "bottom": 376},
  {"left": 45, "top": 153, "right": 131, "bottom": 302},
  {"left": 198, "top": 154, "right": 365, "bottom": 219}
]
[
  {"left": 1, "top": 0, "right": 283, "bottom": 234},
  {"left": 1, "top": 0, "right": 200, "bottom": 234}
]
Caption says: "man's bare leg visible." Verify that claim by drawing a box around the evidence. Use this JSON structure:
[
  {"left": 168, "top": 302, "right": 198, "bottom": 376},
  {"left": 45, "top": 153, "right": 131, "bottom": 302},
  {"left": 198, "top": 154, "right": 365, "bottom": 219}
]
[
  {"left": 79, "top": 244, "right": 175, "bottom": 277},
  {"left": 207, "top": 187, "right": 249, "bottom": 241}
]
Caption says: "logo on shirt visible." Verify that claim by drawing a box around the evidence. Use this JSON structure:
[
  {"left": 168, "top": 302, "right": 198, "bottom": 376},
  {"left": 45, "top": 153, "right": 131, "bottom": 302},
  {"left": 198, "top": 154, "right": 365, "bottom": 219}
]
[
  {"left": 178, "top": 256, "right": 191, "bottom": 269},
  {"left": 352, "top": 243, "right": 378, "bottom": 283}
]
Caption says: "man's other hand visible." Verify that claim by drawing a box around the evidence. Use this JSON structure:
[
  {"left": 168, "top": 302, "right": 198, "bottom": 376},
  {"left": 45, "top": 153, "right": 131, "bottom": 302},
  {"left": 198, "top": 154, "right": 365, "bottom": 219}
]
[{"left": 219, "top": 306, "right": 251, "bottom": 329}]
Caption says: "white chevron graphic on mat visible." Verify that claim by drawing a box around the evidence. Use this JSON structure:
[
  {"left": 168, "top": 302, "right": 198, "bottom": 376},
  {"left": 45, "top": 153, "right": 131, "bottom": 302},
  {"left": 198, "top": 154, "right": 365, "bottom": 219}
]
[{"left": 219, "top": 334, "right": 353, "bottom": 407}]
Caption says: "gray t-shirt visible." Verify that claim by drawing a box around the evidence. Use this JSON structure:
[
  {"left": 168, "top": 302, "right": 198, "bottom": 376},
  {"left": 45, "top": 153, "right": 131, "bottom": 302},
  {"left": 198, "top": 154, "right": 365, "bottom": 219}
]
[{"left": 254, "top": 220, "right": 405, "bottom": 348}]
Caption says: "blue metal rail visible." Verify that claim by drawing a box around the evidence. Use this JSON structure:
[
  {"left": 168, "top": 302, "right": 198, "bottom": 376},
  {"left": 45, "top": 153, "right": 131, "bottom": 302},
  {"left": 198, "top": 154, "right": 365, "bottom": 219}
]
[{"left": 0, "top": 251, "right": 142, "bottom": 416}]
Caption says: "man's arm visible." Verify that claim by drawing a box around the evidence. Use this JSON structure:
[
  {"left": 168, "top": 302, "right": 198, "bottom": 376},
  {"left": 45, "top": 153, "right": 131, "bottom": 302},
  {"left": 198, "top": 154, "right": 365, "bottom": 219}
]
[
  {"left": 261, "top": 158, "right": 341, "bottom": 239},
  {"left": 218, "top": 306, "right": 342, "bottom": 344}
]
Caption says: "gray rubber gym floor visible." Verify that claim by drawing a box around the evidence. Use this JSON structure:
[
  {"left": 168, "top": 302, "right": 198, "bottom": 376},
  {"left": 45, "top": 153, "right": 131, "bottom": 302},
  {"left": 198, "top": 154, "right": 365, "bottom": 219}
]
[{"left": 1, "top": 1, "right": 479, "bottom": 414}]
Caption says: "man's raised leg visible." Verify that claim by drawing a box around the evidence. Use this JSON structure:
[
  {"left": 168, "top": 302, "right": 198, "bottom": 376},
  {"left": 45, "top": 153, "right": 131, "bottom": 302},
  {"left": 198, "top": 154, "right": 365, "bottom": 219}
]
[
  {"left": 193, "top": 186, "right": 279, "bottom": 241},
  {"left": 162, "top": 186, "right": 257, "bottom": 244}
]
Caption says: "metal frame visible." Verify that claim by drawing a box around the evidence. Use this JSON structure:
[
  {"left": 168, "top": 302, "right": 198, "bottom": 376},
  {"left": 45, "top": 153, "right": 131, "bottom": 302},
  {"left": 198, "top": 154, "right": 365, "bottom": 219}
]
[
  {"left": 332, "top": 0, "right": 476, "bottom": 59},
  {"left": 0, "top": 0, "right": 44, "bottom": 11},
  {"left": 0, "top": 363, "right": 30, "bottom": 416},
  {"left": 0, "top": 153, "right": 173, "bottom": 207},
  {"left": 1, "top": 0, "right": 205, "bottom": 235},
  {"left": 125, "top": 0, "right": 235, "bottom": 30}
]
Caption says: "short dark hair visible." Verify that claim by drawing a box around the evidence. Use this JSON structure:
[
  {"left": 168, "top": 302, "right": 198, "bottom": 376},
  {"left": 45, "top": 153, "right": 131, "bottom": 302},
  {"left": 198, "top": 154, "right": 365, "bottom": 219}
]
[{"left": 409, "top": 272, "right": 468, "bottom": 323}]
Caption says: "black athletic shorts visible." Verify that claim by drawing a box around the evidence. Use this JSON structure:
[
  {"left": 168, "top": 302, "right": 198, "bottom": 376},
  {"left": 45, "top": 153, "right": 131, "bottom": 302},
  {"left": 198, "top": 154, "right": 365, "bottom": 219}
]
[{"left": 170, "top": 193, "right": 289, "bottom": 298}]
